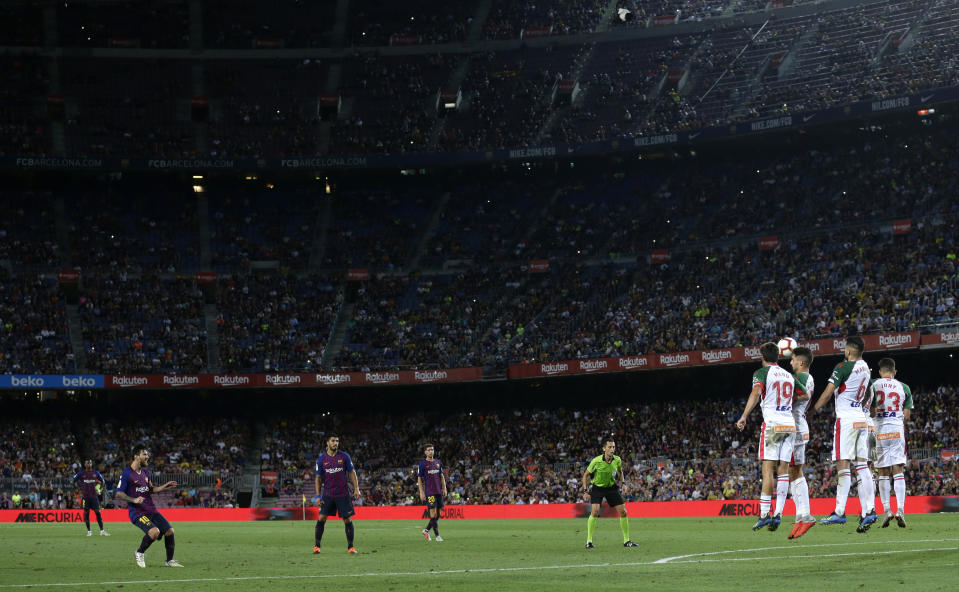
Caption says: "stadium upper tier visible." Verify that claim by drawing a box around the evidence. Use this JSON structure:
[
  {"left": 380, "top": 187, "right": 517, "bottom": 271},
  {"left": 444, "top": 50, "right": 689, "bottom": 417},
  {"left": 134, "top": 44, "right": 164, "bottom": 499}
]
[
  {"left": 2, "top": 0, "right": 959, "bottom": 158},
  {"left": 0, "top": 126, "right": 956, "bottom": 374}
]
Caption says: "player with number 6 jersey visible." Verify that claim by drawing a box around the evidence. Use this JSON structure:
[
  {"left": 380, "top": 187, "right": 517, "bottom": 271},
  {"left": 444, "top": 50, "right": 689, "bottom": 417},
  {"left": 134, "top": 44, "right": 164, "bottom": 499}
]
[
  {"left": 813, "top": 336, "right": 878, "bottom": 532},
  {"left": 868, "top": 358, "right": 913, "bottom": 527}
]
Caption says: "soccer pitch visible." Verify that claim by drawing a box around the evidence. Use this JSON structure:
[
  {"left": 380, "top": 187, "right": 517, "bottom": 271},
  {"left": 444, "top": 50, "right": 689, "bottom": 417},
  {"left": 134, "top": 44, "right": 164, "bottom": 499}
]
[{"left": 3, "top": 516, "right": 958, "bottom": 591}]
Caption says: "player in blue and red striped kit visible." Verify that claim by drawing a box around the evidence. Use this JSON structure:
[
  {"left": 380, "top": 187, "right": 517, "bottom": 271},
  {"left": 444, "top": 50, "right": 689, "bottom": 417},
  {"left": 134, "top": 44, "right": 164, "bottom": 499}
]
[
  {"left": 418, "top": 444, "right": 447, "bottom": 541},
  {"left": 313, "top": 436, "right": 360, "bottom": 554},
  {"left": 73, "top": 459, "right": 109, "bottom": 537},
  {"left": 115, "top": 448, "right": 182, "bottom": 568}
]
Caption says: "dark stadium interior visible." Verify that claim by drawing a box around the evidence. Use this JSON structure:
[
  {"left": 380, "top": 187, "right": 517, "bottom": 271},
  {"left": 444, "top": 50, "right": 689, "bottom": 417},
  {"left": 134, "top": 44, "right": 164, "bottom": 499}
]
[{"left": 2, "top": 0, "right": 957, "bottom": 516}]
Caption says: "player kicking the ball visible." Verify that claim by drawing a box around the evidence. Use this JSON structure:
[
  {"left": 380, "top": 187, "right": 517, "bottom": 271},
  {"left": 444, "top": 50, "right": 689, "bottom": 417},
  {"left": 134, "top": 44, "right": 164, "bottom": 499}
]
[{"left": 115, "top": 448, "right": 182, "bottom": 568}]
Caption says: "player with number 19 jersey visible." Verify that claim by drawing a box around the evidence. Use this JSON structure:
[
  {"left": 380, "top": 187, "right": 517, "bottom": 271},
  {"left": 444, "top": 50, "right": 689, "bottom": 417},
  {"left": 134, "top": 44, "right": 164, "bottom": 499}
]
[
  {"left": 828, "top": 358, "right": 871, "bottom": 460},
  {"left": 752, "top": 364, "right": 797, "bottom": 461}
]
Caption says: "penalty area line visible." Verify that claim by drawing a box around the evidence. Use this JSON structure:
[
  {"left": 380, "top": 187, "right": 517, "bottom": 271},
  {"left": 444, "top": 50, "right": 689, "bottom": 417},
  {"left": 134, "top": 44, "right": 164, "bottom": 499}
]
[{"left": 654, "top": 537, "right": 959, "bottom": 563}]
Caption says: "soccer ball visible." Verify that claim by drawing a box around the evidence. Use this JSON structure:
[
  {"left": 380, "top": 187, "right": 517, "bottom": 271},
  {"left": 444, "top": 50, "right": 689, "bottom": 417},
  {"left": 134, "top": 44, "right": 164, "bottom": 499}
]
[{"left": 777, "top": 337, "right": 798, "bottom": 358}]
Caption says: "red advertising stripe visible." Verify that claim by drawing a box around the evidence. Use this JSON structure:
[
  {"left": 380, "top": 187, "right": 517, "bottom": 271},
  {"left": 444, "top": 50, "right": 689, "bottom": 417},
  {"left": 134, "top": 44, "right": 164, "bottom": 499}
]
[
  {"left": 922, "top": 331, "right": 959, "bottom": 346},
  {"left": 650, "top": 249, "right": 670, "bottom": 263},
  {"left": 319, "top": 94, "right": 340, "bottom": 106},
  {"left": 106, "top": 375, "right": 153, "bottom": 388},
  {"left": 862, "top": 331, "right": 920, "bottom": 351},
  {"left": 655, "top": 351, "right": 696, "bottom": 369},
  {"left": 347, "top": 269, "right": 369, "bottom": 281},
  {"left": 529, "top": 259, "right": 550, "bottom": 273},
  {"left": 210, "top": 374, "right": 258, "bottom": 387},
  {"left": 520, "top": 26, "right": 552, "bottom": 38},
  {"left": 652, "top": 15, "right": 678, "bottom": 26},
  {"left": 892, "top": 219, "right": 911, "bottom": 234},
  {"left": 613, "top": 355, "right": 657, "bottom": 371},
  {"left": 698, "top": 348, "right": 745, "bottom": 365},
  {"left": 759, "top": 236, "right": 779, "bottom": 250},
  {"left": 195, "top": 271, "right": 217, "bottom": 284},
  {"left": 6, "top": 497, "right": 948, "bottom": 523}
]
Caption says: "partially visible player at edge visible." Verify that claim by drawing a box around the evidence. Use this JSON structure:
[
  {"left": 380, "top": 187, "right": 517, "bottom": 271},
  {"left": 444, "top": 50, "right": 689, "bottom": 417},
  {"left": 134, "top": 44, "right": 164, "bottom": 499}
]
[
  {"left": 418, "top": 444, "right": 448, "bottom": 541},
  {"left": 736, "top": 342, "right": 804, "bottom": 532},
  {"left": 868, "top": 357, "right": 913, "bottom": 528},
  {"left": 73, "top": 459, "right": 109, "bottom": 537},
  {"left": 812, "top": 335, "right": 878, "bottom": 532},
  {"left": 114, "top": 448, "right": 182, "bottom": 567},
  {"left": 785, "top": 346, "right": 816, "bottom": 539},
  {"left": 313, "top": 435, "right": 360, "bottom": 554},
  {"left": 582, "top": 439, "right": 637, "bottom": 548}
]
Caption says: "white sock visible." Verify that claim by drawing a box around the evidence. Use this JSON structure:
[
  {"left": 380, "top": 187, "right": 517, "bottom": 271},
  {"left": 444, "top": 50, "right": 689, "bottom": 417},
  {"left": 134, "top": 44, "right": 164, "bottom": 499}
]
[
  {"left": 855, "top": 462, "right": 875, "bottom": 515},
  {"left": 835, "top": 469, "right": 851, "bottom": 515},
  {"left": 760, "top": 493, "right": 772, "bottom": 518},
  {"left": 878, "top": 476, "right": 891, "bottom": 514},
  {"left": 791, "top": 477, "right": 810, "bottom": 517},
  {"left": 773, "top": 474, "right": 789, "bottom": 517},
  {"left": 893, "top": 473, "right": 906, "bottom": 514}
]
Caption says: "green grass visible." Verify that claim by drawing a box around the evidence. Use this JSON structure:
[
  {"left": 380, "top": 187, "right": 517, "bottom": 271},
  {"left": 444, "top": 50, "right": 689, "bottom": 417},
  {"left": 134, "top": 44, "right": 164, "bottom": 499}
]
[{"left": 3, "top": 515, "right": 959, "bottom": 591}]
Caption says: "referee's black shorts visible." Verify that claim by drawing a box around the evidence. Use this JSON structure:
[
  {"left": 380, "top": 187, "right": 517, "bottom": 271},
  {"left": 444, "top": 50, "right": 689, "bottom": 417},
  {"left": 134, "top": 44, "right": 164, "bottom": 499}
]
[{"left": 589, "top": 485, "right": 624, "bottom": 506}]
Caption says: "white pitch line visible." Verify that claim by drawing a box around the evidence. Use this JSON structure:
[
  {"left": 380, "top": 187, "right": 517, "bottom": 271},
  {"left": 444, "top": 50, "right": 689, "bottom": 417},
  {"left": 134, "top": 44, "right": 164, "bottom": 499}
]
[
  {"left": 3, "top": 540, "right": 958, "bottom": 588},
  {"left": 654, "top": 538, "right": 959, "bottom": 563},
  {"left": 668, "top": 547, "right": 959, "bottom": 564}
]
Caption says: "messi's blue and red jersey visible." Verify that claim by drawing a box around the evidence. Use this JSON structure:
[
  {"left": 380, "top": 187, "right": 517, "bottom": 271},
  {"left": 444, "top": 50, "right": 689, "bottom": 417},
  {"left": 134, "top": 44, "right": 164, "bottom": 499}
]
[
  {"left": 315, "top": 451, "right": 354, "bottom": 497},
  {"left": 117, "top": 467, "right": 157, "bottom": 519}
]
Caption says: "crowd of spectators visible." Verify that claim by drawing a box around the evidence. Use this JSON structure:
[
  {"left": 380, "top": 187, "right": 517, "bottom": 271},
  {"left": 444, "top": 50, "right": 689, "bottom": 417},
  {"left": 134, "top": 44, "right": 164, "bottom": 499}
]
[
  {"left": 330, "top": 53, "right": 454, "bottom": 156},
  {"left": 84, "top": 416, "right": 247, "bottom": 480},
  {"left": 0, "top": 420, "right": 78, "bottom": 481},
  {"left": 484, "top": 0, "right": 608, "bottom": 39},
  {"left": 217, "top": 274, "right": 338, "bottom": 373},
  {"left": 65, "top": 186, "right": 201, "bottom": 274},
  {"left": 1, "top": 125, "right": 957, "bottom": 374},
  {"left": 78, "top": 274, "right": 207, "bottom": 374},
  {"left": 0, "top": 273, "right": 73, "bottom": 374},
  {"left": 5, "top": 1, "right": 959, "bottom": 157},
  {"left": 0, "top": 416, "right": 244, "bottom": 509},
  {"left": 0, "top": 57, "right": 49, "bottom": 157}
]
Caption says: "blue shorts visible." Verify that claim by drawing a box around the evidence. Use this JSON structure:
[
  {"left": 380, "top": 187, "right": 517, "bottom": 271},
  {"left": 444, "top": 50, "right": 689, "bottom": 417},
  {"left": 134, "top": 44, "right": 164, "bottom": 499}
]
[
  {"left": 425, "top": 493, "right": 445, "bottom": 510},
  {"left": 82, "top": 497, "right": 101, "bottom": 512},
  {"left": 131, "top": 512, "right": 172, "bottom": 535},
  {"left": 320, "top": 496, "right": 355, "bottom": 519}
]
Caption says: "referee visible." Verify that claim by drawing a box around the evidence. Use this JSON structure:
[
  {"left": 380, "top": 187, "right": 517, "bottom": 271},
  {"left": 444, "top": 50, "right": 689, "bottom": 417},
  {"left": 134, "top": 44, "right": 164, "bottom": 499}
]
[{"left": 582, "top": 439, "right": 637, "bottom": 548}]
